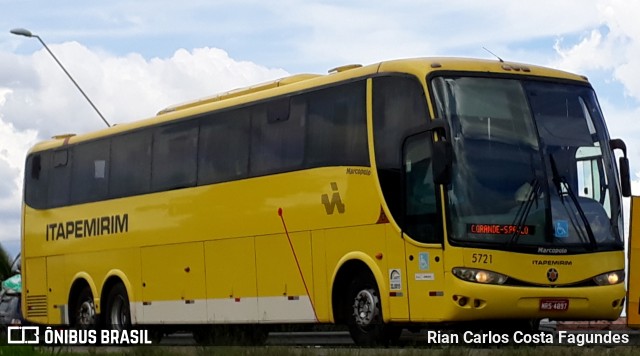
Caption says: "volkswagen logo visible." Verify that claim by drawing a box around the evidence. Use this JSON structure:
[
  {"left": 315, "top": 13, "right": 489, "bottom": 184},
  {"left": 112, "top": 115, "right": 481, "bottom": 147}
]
[{"left": 547, "top": 268, "right": 559, "bottom": 282}]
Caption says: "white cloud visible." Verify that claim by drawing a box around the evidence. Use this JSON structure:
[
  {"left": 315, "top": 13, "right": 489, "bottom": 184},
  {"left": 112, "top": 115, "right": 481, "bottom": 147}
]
[
  {"left": 550, "top": 0, "right": 640, "bottom": 214},
  {"left": 2, "top": 42, "right": 288, "bottom": 138},
  {"left": 553, "top": 30, "right": 615, "bottom": 71},
  {"left": 599, "top": 101, "right": 640, "bottom": 171},
  {"left": 261, "top": 0, "right": 603, "bottom": 67},
  {"left": 0, "top": 92, "right": 38, "bottom": 252},
  {"left": 552, "top": 0, "right": 640, "bottom": 99},
  {"left": 0, "top": 43, "right": 288, "bottom": 255},
  {"left": 2, "top": 0, "right": 640, "bottom": 259}
]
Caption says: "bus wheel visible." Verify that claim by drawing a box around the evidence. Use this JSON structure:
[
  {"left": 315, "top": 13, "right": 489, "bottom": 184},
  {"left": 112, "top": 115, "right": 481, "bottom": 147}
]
[
  {"left": 105, "top": 283, "right": 131, "bottom": 331},
  {"left": 346, "top": 276, "right": 397, "bottom": 346},
  {"left": 73, "top": 287, "right": 97, "bottom": 329}
]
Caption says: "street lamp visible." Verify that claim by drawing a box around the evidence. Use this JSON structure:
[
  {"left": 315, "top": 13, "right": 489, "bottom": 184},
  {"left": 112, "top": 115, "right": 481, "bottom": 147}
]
[{"left": 10, "top": 28, "right": 111, "bottom": 128}]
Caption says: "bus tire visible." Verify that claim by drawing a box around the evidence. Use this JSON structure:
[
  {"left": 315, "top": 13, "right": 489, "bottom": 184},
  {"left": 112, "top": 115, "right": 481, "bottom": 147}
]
[
  {"left": 345, "top": 275, "right": 398, "bottom": 346},
  {"left": 104, "top": 283, "right": 131, "bottom": 331},
  {"left": 72, "top": 286, "right": 98, "bottom": 329}
]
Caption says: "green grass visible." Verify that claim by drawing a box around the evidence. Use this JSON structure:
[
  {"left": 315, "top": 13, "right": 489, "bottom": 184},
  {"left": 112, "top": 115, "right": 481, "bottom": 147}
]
[{"left": 1, "top": 346, "right": 640, "bottom": 356}]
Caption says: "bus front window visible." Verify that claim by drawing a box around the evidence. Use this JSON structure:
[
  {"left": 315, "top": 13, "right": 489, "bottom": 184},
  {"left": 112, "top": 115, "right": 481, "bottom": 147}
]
[{"left": 431, "top": 76, "right": 624, "bottom": 253}]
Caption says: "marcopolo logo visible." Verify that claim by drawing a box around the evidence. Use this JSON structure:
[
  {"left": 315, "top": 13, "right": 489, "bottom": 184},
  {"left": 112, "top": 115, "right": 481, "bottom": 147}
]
[{"left": 321, "top": 182, "right": 345, "bottom": 215}]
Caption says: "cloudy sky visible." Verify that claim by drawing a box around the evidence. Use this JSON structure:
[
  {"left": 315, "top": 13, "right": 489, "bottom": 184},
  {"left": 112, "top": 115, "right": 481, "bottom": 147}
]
[{"left": 1, "top": 0, "right": 639, "bottom": 258}]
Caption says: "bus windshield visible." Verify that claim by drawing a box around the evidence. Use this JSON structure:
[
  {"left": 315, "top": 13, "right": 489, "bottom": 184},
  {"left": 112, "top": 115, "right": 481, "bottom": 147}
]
[{"left": 431, "top": 76, "right": 624, "bottom": 253}]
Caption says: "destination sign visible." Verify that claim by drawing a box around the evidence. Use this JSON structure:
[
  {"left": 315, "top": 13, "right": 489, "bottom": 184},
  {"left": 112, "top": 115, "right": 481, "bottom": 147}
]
[{"left": 467, "top": 224, "right": 535, "bottom": 236}]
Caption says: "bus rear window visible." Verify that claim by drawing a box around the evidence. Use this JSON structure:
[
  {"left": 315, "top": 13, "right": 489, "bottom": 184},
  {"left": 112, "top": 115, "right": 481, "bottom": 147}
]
[{"left": 25, "top": 153, "right": 50, "bottom": 209}]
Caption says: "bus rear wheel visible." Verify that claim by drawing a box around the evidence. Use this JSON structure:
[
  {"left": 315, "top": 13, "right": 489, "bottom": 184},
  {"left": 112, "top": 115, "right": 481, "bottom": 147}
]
[
  {"left": 104, "top": 283, "right": 131, "bottom": 331},
  {"left": 72, "top": 287, "right": 97, "bottom": 329},
  {"left": 345, "top": 276, "right": 400, "bottom": 346}
]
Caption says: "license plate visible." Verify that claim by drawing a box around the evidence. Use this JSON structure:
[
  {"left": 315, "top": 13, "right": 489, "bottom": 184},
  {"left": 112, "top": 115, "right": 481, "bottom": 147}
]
[{"left": 540, "top": 298, "right": 569, "bottom": 311}]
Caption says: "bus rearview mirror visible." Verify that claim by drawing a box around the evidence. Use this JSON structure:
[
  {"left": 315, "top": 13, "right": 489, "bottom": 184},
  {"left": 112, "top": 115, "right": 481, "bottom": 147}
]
[
  {"left": 619, "top": 156, "right": 631, "bottom": 197},
  {"left": 610, "top": 138, "right": 631, "bottom": 197}
]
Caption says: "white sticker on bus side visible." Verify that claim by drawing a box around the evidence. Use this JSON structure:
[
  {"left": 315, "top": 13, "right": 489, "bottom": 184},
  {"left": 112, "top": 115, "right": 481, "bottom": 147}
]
[
  {"left": 415, "top": 273, "right": 435, "bottom": 281},
  {"left": 389, "top": 269, "right": 402, "bottom": 291}
]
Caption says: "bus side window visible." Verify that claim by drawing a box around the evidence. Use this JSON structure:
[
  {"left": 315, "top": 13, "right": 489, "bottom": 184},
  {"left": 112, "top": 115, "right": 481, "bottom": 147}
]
[
  {"left": 110, "top": 131, "right": 152, "bottom": 199},
  {"left": 71, "top": 139, "right": 110, "bottom": 204},
  {"left": 403, "top": 132, "right": 439, "bottom": 243},
  {"left": 303, "top": 80, "right": 368, "bottom": 168},
  {"left": 198, "top": 109, "right": 251, "bottom": 184},
  {"left": 48, "top": 149, "right": 71, "bottom": 207},
  {"left": 152, "top": 122, "right": 198, "bottom": 191},
  {"left": 373, "top": 75, "right": 436, "bottom": 240},
  {"left": 250, "top": 100, "right": 304, "bottom": 176}
]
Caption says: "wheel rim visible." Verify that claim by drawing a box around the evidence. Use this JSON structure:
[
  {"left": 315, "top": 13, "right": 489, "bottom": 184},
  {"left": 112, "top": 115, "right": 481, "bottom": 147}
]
[
  {"left": 77, "top": 299, "right": 96, "bottom": 328},
  {"left": 352, "top": 289, "right": 378, "bottom": 326},
  {"left": 110, "top": 295, "right": 129, "bottom": 330}
]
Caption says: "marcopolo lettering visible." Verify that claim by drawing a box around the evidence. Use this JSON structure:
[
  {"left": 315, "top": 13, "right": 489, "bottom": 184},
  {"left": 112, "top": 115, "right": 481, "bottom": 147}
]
[
  {"left": 537, "top": 247, "right": 568, "bottom": 254},
  {"left": 346, "top": 168, "right": 371, "bottom": 176},
  {"left": 45, "top": 214, "right": 128, "bottom": 241}
]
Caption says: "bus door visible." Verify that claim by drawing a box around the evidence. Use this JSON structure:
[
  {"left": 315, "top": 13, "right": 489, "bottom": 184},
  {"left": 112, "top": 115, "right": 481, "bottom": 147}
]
[
  {"left": 401, "top": 131, "right": 447, "bottom": 321},
  {"left": 628, "top": 196, "right": 640, "bottom": 328}
]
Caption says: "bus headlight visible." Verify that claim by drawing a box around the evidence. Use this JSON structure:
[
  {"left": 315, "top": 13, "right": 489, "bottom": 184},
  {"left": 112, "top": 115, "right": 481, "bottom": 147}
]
[
  {"left": 452, "top": 267, "right": 508, "bottom": 285},
  {"left": 593, "top": 270, "right": 625, "bottom": 286}
]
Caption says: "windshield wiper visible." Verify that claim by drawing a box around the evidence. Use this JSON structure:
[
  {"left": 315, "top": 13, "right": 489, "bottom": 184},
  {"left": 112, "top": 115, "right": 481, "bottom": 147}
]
[
  {"left": 508, "top": 178, "right": 539, "bottom": 246},
  {"left": 549, "top": 154, "right": 597, "bottom": 250}
]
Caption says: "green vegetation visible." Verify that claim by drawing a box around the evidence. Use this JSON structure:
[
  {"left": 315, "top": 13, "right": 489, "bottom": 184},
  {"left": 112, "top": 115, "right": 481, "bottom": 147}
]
[{"left": 0, "top": 243, "right": 12, "bottom": 281}]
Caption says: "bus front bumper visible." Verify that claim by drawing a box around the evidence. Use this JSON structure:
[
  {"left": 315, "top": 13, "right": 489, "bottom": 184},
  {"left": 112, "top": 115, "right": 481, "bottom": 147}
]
[{"left": 425, "top": 277, "right": 625, "bottom": 322}]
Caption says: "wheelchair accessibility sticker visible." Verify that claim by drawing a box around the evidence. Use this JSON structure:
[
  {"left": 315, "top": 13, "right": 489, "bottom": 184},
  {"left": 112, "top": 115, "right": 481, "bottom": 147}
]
[
  {"left": 554, "top": 220, "right": 569, "bottom": 238},
  {"left": 418, "top": 252, "right": 430, "bottom": 270}
]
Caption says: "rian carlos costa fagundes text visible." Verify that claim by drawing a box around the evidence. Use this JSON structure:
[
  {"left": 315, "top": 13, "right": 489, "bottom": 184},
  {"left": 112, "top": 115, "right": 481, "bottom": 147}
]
[{"left": 427, "top": 330, "right": 630, "bottom": 346}]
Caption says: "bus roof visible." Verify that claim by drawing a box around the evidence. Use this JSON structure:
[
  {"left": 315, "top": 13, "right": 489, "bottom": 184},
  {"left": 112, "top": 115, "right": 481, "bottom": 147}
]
[
  {"left": 156, "top": 73, "right": 322, "bottom": 115},
  {"left": 28, "top": 57, "right": 589, "bottom": 153}
]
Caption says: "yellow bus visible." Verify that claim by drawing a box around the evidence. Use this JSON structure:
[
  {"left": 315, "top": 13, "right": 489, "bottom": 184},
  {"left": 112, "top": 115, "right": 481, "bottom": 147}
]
[
  {"left": 628, "top": 196, "right": 640, "bottom": 328},
  {"left": 22, "top": 57, "right": 633, "bottom": 345}
]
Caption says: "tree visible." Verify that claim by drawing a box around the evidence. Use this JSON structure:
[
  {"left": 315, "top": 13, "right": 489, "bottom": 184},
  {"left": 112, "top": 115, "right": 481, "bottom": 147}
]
[{"left": 0, "top": 244, "right": 12, "bottom": 281}]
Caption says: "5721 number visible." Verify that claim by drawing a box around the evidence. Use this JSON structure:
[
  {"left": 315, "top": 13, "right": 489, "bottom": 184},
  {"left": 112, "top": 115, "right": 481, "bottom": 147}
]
[{"left": 471, "top": 253, "right": 493, "bottom": 264}]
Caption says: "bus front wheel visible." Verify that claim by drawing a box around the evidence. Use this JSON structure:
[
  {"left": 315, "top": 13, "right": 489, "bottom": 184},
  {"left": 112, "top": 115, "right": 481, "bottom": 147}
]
[
  {"left": 104, "top": 283, "right": 131, "bottom": 331},
  {"left": 345, "top": 276, "right": 400, "bottom": 346}
]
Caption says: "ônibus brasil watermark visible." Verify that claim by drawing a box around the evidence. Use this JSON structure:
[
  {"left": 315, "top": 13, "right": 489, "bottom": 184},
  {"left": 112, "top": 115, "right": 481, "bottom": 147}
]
[{"left": 7, "top": 326, "right": 153, "bottom": 345}]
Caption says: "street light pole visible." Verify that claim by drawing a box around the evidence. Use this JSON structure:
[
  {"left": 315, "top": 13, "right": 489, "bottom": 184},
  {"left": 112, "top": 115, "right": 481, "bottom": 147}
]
[{"left": 10, "top": 28, "right": 111, "bottom": 128}]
